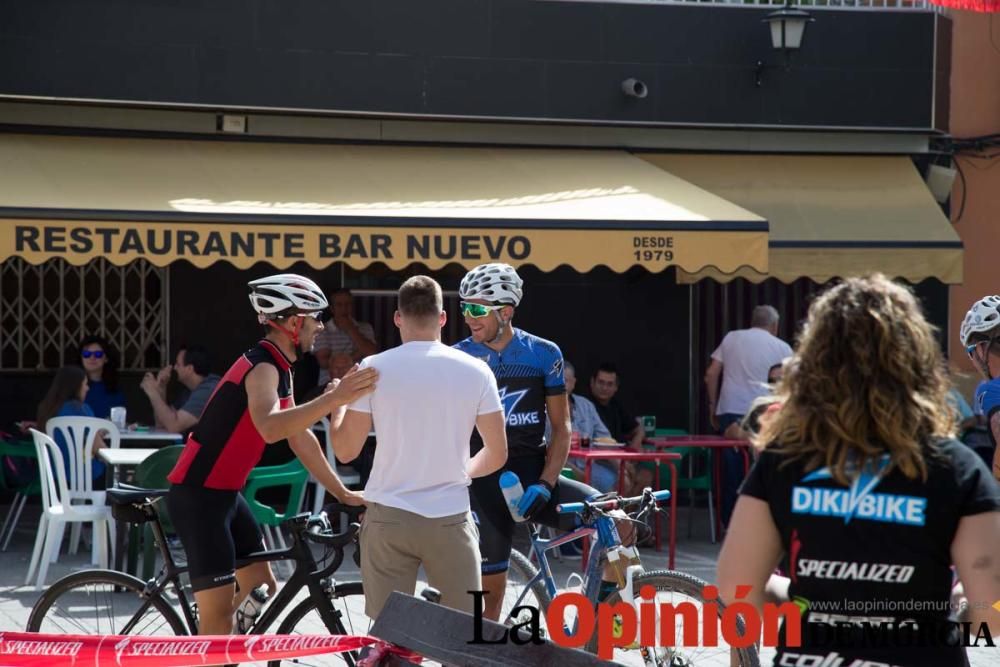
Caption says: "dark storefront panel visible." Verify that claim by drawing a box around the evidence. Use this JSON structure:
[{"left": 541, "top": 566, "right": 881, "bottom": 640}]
[{"left": 0, "top": 1, "right": 945, "bottom": 130}]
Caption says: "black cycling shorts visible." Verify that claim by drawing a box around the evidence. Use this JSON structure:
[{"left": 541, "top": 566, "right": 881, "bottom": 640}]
[
  {"left": 166, "top": 484, "right": 264, "bottom": 592},
  {"left": 470, "top": 455, "right": 599, "bottom": 575}
]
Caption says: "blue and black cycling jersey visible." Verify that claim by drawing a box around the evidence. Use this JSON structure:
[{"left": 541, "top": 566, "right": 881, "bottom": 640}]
[
  {"left": 976, "top": 378, "right": 1000, "bottom": 446},
  {"left": 454, "top": 328, "right": 566, "bottom": 458}
]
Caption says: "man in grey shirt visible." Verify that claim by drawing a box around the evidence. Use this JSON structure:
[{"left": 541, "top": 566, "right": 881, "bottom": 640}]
[{"left": 141, "top": 344, "right": 220, "bottom": 434}]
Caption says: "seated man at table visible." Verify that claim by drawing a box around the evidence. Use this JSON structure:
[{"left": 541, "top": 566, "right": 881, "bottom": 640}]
[
  {"left": 141, "top": 344, "right": 220, "bottom": 435},
  {"left": 544, "top": 360, "right": 616, "bottom": 492},
  {"left": 589, "top": 362, "right": 649, "bottom": 494}
]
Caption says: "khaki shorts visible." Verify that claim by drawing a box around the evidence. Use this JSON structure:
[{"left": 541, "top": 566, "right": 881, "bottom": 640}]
[{"left": 360, "top": 502, "right": 482, "bottom": 619}]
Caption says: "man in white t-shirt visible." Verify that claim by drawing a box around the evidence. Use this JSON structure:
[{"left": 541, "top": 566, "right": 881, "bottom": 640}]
[
  {"left": 329, "top": 275, "right": 508, "bottom": 619},
  {"left": 704, "top": 304, "right": 792, "bottom": 528}
]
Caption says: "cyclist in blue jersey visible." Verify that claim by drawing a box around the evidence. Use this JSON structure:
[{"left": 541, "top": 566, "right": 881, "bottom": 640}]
[
  {"left": 960, "top": 295, "right": 1000, "bottom": 482},
  {"left": 454, "top": 263, "right": 633, "bottom": 620}
]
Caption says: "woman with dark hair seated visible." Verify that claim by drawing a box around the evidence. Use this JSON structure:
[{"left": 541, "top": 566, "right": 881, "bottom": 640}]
[
  {"left": 78, "top": 334, "right": 126, "bottom": 420},
  {"left": 717, "top": 275, "right": 1000, "bottom": 666},
  {"left": 37, "top": 365, "right": 108, "bottom": 485}
]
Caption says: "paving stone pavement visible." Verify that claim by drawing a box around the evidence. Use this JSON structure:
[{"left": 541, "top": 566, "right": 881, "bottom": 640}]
[{"left": 0, "top": 502, "right": 996, "bottom": 666}]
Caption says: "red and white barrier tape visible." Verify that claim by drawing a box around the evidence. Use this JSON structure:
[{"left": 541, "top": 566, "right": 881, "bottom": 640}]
[{"left": 0, "top": 632, "right": 421, "bottom": 667}]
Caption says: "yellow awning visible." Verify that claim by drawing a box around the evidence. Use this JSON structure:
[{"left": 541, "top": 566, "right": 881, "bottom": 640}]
[
  {"left": 0, "top": 133, "right": 768, "bottom": 274},
  {"left": 638, "top": 154, "right": 963, "bottom": 285}
]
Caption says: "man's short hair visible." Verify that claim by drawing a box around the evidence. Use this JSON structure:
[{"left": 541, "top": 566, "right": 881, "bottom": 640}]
[
  {"left": 398, "top": 276, "right": 443, "bottom": 320},
  {"left": 751, "top": 305, "right": 780, "bottom": 328},
  {"left": 594, "top": 362, "right": 619, "bottom": 381},
  {"left": 178, "top": 344, "right": 212, "bottom": 376},
  {"left": 332, "top": 288, "right": 353, "bottom": 299},
  {"left": 564, "top": 360, "right": 576, "bottom": 375}
]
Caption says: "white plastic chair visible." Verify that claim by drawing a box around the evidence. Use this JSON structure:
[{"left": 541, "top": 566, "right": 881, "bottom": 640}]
[
  {"left": 311, "top": 418, "right": 362, "bottom": 519},
  {"left": 26, "top": 429, "right": 114, "bottom": 589},
  {"left": 46, "top": 416, "right": 120, "bottom": 557}
]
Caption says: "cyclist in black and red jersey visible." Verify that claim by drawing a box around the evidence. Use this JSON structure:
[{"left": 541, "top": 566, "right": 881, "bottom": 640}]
[{"left": 165, "top": 273, "right": 377, "bottom": 636}]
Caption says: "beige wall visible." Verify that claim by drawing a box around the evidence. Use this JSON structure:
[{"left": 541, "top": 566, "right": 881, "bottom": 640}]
[{"left": 948, "top": 10, "right": 1000, "bottom": 368}]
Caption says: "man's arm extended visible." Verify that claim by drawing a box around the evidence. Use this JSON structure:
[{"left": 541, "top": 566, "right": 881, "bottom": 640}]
[
  {"left": 468, "top": 410, "right": 507, "bottom": 478},
  {"left": 245, "top": 364, "right": 377, "bottom": 443},
  {"left": 288, "top": 426, "right": 364, "bottom": 505},
  {"left": 540, "top": 393, "right": 571, "bottom": 487}
]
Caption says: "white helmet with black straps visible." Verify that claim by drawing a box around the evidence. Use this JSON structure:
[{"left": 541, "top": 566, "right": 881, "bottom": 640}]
[
  {"left": 459, "top": 263, "right": 523, "bottom": 306},
  {"left": 960, "top": 295, "right": 1000, "bottom": 347},
  {"left": 248, "top": 274, "right": 328, "bottom": 321}
]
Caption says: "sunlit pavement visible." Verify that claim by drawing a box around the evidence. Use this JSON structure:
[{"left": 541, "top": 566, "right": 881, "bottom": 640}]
[{"left": 1, "top": 503, "right": 995, "bottom": 665}]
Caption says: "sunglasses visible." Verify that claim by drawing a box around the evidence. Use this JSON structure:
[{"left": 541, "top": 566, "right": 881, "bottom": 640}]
[
  {"left": 81, "top": 350, "right": 105, "bottom": 359},
  {"left": 460, "top": 302, "right": 506, "bottom": 319}
]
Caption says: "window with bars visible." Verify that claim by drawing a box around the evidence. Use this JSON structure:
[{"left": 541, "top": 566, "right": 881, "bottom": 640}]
[{"left": 0, "top": 257, "right": 169, "bottom": 371}]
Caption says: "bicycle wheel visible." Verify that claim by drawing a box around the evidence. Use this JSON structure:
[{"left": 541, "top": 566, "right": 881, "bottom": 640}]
[
  {"left": 27, "top": 569, "right": 187, "bottom": 636},
  {"left": 267, "top": 581, "right": 367, "bottom": 667},
  {"left": 583, "top": 570, "right": 760, "bottom": 667},
  {"left": 502, "top": 549, "right": 552, "bottom": 633}
]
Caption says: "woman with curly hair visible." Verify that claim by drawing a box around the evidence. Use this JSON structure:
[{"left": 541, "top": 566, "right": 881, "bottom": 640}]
[{"left": 717, "top": 274, "right": 1000, "bottom": 666}]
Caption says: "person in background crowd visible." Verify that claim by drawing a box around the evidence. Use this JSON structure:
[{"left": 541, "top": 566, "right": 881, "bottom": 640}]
[
  {"left": 36, "top": 365, "right": 107, "bottom": 484},
  {"left": 141, "top": 344, "right": 220, "bottom": 434},
  {"left": 544, "top": 360, "right": 616, "bottom": 492},
  {"left": 78, "top": 335, "right": 125, "bottom": 420},
  {"left": 704, "top": 305, "right": 793, "bottom": 528},
  {"left": 718, "top": 275, "right": 1000, "bottom": 667},
  {"left": 589, "top": 362, "right": 648, "bottom": 494},
  {"left": 315, "top": 288, "right": 377, "bottom": 385},
  {"left": 960, "top": 295, "right": 1000, "bottom": 482},
  {"left": 330, "top": 275, "right": 507, "bottom": 619}
]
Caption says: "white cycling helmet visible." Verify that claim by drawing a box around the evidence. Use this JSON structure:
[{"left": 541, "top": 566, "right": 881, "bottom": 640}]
[
  {"left": 459, "top": 263, "right": 523, "bottom": 306},
  {"left": 960, "top": 295, "right": 1000, "bottom": 347},
  {"left": 248, "top": 274, "right": 328, "bottom": 320}
]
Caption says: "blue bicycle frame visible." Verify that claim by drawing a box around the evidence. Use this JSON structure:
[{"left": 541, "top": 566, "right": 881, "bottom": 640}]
[{"left": 506, "top": 489, "right": 672, "bottom": 632}]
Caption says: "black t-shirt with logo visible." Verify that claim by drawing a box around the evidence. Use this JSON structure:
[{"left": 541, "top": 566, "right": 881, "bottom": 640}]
[{"left": 741, "top": 438, "right": 1000, "bottom": 666}]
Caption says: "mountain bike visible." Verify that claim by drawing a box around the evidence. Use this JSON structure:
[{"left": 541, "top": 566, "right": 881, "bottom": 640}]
[{"left": 502, "top": 488, "right": 760, "bottom": 666}]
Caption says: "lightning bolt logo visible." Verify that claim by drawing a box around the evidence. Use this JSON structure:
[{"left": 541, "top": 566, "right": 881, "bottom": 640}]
[
  {"left": 801, "top": 454, "right": 891, "bottom": 525},
  {"left": 497, "top": 386, "right": 529, "bottom": 418}
]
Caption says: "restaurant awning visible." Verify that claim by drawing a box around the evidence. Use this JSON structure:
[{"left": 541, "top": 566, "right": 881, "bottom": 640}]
[
  {"left": 639, "top": 153, "right": 963, "bottom": 285},
  {"left": 0, "top": 133, "right": 768, "bottom": 274}
]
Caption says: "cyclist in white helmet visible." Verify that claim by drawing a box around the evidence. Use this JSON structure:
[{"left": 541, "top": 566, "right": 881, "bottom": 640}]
[
  {"left": 454, "top": 263, "right": 634, "bottom": 620},
  {"left": 166, "top": 273, "right": 377, "bottom": 637},
  {"left": 960, "top": 295, "right": 1000, "bottom": 481}
]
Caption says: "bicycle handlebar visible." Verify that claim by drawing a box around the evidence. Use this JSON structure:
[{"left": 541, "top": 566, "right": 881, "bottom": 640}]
[{"left": 555, "top": 488, "right": 670, "bottom": 516}]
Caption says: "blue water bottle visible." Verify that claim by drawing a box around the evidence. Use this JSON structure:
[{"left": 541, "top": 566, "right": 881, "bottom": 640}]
[{"left": 499, "top": 471, "right": 527, "bottom": 522}]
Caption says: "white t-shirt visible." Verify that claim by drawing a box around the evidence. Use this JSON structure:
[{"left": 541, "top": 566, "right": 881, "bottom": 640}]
[
  {"left": 711, "top": 327, "right": 792, "bottom": 416},
  {"left": 348, "top": 340, "right": 502, "bottom": 518}
]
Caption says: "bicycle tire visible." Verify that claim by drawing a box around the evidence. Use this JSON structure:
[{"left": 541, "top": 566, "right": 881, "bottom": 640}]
[
  {"left": 266, "top": 581, "right": 366, "bottom": 667},
  {"left": 583, "top": 569, "right": 760, "bottom": 667},
  {"left": 509, "top": 548, "right": 552, "bottom": 611},
  {"left": 27, "top": 569, "right": 187, "bottom": 636}
]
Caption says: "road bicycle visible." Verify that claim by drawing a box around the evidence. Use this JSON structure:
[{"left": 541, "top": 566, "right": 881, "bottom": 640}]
[{"left": 27, "top": 484, "right": 369, "bottom": 667}]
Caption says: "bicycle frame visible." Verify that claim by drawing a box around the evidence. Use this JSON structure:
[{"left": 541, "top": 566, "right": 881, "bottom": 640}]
[
  {"left": 131, "top": 503, "right": 357, "bottom": 637},
  {"left": 508, "top": 515, "right": 620, "bottom": 634}
]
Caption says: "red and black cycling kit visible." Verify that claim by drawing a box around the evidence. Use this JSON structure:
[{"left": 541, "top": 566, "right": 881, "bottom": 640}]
[
  {"left": 168, "top": 339, "right": 293, "bottom": 490},
  {"left": 166, "top": 339, "right": 294, "bottom": 591}
]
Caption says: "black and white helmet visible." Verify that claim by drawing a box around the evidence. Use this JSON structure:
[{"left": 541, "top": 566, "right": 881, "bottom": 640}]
[
  {"left": 459, "top": 263, "right": 523, "bottom": 306},
  {"left": 248, "top": 274, "right": 327, "bottom": 320},
  {"left": 960, "top": 295, "right": 1000, "bottom": 347}
]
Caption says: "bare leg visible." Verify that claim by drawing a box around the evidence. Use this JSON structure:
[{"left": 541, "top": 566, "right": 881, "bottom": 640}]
[{"left": 481, "top": 571, "right": 507, "bottom": 622}]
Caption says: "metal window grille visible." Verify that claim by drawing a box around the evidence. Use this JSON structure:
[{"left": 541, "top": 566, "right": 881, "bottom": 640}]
[{"left": 0, "top": 257, "right": 169, "bottom": 371}]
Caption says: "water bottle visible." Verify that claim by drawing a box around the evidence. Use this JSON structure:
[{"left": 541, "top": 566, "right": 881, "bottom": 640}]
[
  {"left": 236, "top": 584, "right": 269, "bottom": 633},
  {"left": 499, "top": 470, "right": 526, "bottom": 522}
]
